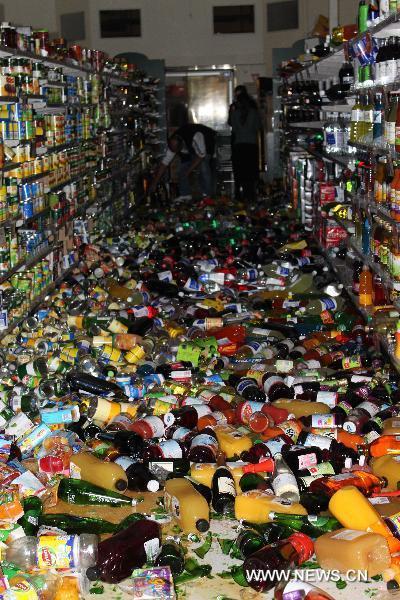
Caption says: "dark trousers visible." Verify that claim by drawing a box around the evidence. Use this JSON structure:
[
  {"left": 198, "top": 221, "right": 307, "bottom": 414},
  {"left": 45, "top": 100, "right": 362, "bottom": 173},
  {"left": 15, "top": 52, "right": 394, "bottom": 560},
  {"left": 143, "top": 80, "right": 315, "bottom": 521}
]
[{"left": 231, "top": 143, "right": 259, "bottom": 201}]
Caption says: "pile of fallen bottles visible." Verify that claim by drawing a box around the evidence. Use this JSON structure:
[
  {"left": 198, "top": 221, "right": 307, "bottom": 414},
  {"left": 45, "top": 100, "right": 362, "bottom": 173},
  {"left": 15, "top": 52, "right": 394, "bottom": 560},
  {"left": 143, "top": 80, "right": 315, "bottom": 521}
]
[{"left": 0, "top": 194, "right": 399, "bottom": 599}]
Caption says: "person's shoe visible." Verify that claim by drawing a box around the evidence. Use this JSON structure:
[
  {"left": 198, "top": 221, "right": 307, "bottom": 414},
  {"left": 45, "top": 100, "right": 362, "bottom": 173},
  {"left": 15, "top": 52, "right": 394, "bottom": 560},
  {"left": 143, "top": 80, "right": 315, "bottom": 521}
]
[{"left": 173, "top": 195, "right": 192, "bottom": 202}]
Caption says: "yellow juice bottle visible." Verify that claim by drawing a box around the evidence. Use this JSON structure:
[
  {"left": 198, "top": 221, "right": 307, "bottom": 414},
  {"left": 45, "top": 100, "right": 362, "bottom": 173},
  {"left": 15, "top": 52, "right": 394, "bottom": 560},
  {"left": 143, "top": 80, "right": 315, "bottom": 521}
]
[
  {"left": 328, "top": 485, "right": 400, "bottom": 553},
  {"left": 69, "top": 452, "right": 128, "bottom": 493},
  {"left": 213, "top": 425, "right": 252, "bottom": 458},
  {"left": 315, "top": 529, "right": 391, "bottom": 577},
  {"left": 273, "top": 399, "right": 330, "bottom": 418},
  {"left": 164, "top": 478, "right": 210, "bottom": 534},
  {"left": 234, "top": 489, "right": 307, "bottom": 524},
  {"left": 371, "top": 455, "right": 400, "bottom": 491}
]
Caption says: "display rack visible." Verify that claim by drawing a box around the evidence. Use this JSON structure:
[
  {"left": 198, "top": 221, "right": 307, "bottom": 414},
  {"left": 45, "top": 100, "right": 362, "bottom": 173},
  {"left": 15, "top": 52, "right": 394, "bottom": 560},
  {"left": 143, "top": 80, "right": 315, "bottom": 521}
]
[
  {"left": 0, "top": 29, "right": 162, "bottom": 336},
  {"left": 281, "top": 12, "right": 400, "bottom": 374}
]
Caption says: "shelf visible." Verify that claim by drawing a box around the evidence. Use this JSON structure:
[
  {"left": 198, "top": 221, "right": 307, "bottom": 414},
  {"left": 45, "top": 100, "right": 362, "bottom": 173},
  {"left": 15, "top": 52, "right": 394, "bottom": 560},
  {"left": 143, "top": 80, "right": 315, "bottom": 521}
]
[
  {"left": 348, "top": 140, "right": 400, "bottom": 157},
  {"left": 0, "top": 262, "right": 77, "bottom": 341},
  {"left": 287, "top": 13, "right": 400, "bottom": 82},
  {"left": 316, "top": 240, "right": 400, "bottom": 373},
  {"left": 288, "top": 121, "right": 323, "bottom": 129},
  {"left": 298, "top": 144, "right": 357, "bottom": 169}
]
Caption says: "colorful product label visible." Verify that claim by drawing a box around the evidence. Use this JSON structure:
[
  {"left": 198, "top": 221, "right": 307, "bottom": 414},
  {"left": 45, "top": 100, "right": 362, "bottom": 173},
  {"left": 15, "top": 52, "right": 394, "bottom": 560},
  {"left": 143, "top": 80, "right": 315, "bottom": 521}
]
[{"left": 37, "top": 535, "right": 76, "bottom": 569}]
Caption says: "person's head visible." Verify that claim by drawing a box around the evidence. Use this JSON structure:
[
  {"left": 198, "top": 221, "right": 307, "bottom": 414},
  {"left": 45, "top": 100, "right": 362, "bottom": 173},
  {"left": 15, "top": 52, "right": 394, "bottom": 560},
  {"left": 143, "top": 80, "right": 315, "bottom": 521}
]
[
  {"left": 168, "top": 134, "right": 183, "bottom": 153},
  {"left": 234, "top": 85, "right": 247, "bottom": 100}
]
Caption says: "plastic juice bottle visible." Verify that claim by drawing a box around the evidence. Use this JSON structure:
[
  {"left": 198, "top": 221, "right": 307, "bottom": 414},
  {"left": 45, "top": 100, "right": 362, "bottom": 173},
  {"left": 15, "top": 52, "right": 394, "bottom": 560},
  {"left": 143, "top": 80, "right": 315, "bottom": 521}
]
[
  {"left": 234, "top": 489, "right": 307, "bottom": 524},
  {"left": 164, "top": 478, "right": 210, "bottom": 533},
  {"left": 314, "top": 529, "right": 391, "bottom": 577},
  {"left": 69, "top": 452, "right": 128, "bottom": 492},
  {"left": 383, "top": 417, "right": 400, "bottom": 433},
  {"left": 328, "top": 486, "right": 400, "bottom": 553},
  {"left": 359, "top": 265, "right": 373, "bottom": 307},
  {"left": 370, "top": 434, "right": 400, "bottom": 457},
  {"left": 0, "top": 487, "right": 23, "bottom": 523},
  {"left": 272, "top": 399, "right": 330, "bottom": 418},
  {"left": 213, "top": 424, "right": 252, "bottom": 458}
]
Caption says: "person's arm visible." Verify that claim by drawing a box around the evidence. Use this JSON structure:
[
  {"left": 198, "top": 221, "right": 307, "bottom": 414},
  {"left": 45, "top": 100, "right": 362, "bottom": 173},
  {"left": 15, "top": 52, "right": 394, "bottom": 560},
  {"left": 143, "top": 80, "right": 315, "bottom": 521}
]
[
  {"left": 186, "top": 132, "right": 206, "bottom": 175},
  {"left": 148, "top": 149, "right": 175, "bottom": 194}
]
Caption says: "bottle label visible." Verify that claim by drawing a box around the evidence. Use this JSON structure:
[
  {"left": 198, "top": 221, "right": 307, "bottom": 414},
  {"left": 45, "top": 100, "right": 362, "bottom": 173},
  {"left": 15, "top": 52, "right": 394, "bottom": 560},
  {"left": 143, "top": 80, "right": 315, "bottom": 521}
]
[
  {"left": 263, "top": 376, "right": 282, "bottom": 395},
  {"left": 264, "top": 436, "right": 287, "bottom": 456},
  {"left": 144, "top": 416, "right": 165, "bottom": 438},
  {"left": 310, "top": 414, "right": 336, "bottom": 428},
  {"left": 272, "top": 472, "right": 298, "bottom": 495},
  {"left": 298, "top": 452, "right": 318, "bottom": 470},
  {"left": 69, "top": 461, "right": 81, "bottom": 479},
  {"left": 342, "top": 355, "right": 362, "bottom": 369},
  {"left": 364, "top": 430, "right": 381, "bottom": 444},
  {"left": 115, "top": 456, "right": 135, "bottom": 470},
  {"left": 144, "top": 537, "right": 161, "bottom": 562},
  {"left": 217, "top": 475, "right": 236, "bottom": 495},
  {"left": 351, "top": 108, "right": 364, "bottom": 122},
  {"left": 37, "top": 535, "right": 76, "bottom": 569},
  {"left": 302, "top": 433, "right": 332, "bottom": 450},
  {"left": 321, "top": 298, "right": 337, "bottom": 311},
  {"left": 306, "top": 462, "right": 335, "bottom": 476},
  {"left": 369, "top": 496, "right": 390, "bottom": 505},
  {"left": 190, "top": 434, "right": 218, "bottom": 451},
  {"left": 332, "top": 472, "right": 356, "bottom": 481},
  {"left": 357, "top": 400, "right": 379, "bottom": 417},
  {"left": 164, "top": 492, "right": 180, "bottom": 518},
  {"left": 171, "top": 427, "right": 191, "bottom": 441},
  {"left": 331, "top": 529, "right": 366, "bottom": 541},
  {"left": 159, "top": 440, "right": 183, "bottom": 458},
  {"left": 316, "top": 391, "right": 338, "bottom": 408},
  {"left": 320, "top": 310, "right": 334, "bottom": 324},
  {"left": 279, "top": 420, "right": 302, "bottom": 442},
  {"left": 239, "top": 401, "right": 264, "bottom": 423}
]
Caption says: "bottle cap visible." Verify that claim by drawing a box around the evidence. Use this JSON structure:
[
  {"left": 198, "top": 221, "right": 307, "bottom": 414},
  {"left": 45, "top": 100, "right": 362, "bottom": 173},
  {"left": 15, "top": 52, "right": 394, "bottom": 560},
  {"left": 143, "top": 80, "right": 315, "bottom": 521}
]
[
  {"left": 196, "top": 518, "right": 210, "bottom": 532},
  {"left": 86, "top": 566, "right": 101, "bottom": 581},
  {"left": 242, "top": 458, "right": 274, "bottom": 473},
  {"left": 115, "top": 479, "right": 128, "bottom": 491},
  {"left": 147, "top": 479, "right": 160, "bottom": 493},
  {"left": 288, "top": 532, "right": 314, "bottom": 564}
]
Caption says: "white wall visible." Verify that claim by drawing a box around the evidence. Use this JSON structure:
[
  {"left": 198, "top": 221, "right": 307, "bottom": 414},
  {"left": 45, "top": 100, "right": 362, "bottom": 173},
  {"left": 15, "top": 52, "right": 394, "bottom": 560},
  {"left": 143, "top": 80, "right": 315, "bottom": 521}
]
[
  {"left": 2, "top": 0, "right": 57, "bottom": 34},
  {"left": 0, "top": 0, "right": 362, "bottom": 79},
  {"left": 85, "top": 0, "right": 266, "bottom": 77},
  {"left": 264, "top": 0, "right": 360, "bottom": 75}
]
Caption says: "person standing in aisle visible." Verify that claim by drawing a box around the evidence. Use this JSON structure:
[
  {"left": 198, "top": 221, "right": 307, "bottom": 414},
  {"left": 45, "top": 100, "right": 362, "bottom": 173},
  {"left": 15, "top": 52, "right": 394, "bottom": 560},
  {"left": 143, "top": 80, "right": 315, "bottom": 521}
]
[
  {"left": 149, "top": 123, "right": 216, "bottom": 201},
  {"left": 228, "top": 85, "right": 263, "bottom": 202}
]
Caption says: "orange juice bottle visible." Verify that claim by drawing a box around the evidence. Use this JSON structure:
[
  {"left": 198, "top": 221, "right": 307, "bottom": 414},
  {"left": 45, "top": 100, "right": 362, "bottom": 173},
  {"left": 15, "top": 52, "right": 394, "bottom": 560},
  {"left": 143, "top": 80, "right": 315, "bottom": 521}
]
[
  {"left": 359, "top": 265, "right": 373, "bottom": 307},
  {"left": 370, "top": 434, "right": 400, "bottom": 458},
  {"left": 0, "top": 487, "right": 23, "bottom": 523},
  {"left": 371, "top": 455, "right": 400, "bottom": 491},
  {"left": 328, "top": 486, "right": 400, "bottom": 553},
  {"left": 164, "top": 478, "right": 210, "bottom": 534},
  {"left": 234, "top": 490, "right": 307, "bottom": 524},
  {"left": 213, "top": 424, "right": 252, "bottom": 459},
  {"left": 315, "top": 529, "right": 391, "bottom": 577},
  {"left": 69, "top": 452, "right": 128, "bottom": 492}
]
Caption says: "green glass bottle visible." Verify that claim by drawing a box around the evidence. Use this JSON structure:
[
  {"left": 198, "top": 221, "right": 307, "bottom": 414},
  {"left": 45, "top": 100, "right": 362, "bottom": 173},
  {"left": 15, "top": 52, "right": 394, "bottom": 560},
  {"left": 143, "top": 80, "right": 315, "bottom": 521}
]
[
  {"left": 37, "top": 513, "right": 119, "bottom": 534},
  {"left": 58, "top": 478, "right": 134, "bottom": 507},
  {"left": 155, "top": 539, "right": 185, "bottom": 575},
  {"left": 268, "top": 512, "right": 341, "bottom": 536},
  {"left": 232, "top": 528, "right": 266, "bottom": 559},
  {"left": 239, "top": 473, "right": 271, "bottom": 493}
]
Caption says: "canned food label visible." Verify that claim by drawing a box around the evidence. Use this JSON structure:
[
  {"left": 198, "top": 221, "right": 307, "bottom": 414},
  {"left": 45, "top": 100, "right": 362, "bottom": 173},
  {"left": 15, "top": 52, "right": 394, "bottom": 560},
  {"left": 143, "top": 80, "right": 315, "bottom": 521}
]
[{"left": 37, "top": 535, "right": 76, "bottom": 569}]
